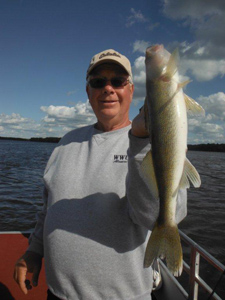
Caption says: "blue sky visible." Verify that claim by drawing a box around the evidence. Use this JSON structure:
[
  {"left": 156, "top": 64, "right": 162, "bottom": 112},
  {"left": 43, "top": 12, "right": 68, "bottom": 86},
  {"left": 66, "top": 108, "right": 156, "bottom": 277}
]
[{"left": 1, "top": 0, "right": 225, "bottom": 143}]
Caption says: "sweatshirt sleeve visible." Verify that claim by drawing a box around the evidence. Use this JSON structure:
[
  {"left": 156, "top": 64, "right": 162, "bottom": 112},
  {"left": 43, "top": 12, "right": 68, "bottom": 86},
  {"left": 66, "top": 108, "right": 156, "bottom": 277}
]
[
  {"left": 126, "top": 131, "right": 187, "bottom": 230},
  {"left": 26, "top": 186, "right": 47, "bottom": 256},
  {"left": 26, "top": 143, "right": 62, "bottom": 256},
  {"left": 26, "top": 145, "right": 60, "bottom": 256}
]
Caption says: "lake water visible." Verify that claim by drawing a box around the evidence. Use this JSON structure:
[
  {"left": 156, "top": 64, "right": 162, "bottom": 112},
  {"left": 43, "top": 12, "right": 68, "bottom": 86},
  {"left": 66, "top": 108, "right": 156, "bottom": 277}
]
[
  {"left": 0, "top": 139, "right": 225, "bottom": 298},
  {"left": 0, "top": 140, "right": 56, "bottom": 231}
]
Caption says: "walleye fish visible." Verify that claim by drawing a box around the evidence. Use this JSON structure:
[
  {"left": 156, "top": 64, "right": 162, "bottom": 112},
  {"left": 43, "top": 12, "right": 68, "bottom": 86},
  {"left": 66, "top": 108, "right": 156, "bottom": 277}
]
[{"left": 141, "top": 44, "right": 204, "bottom": 276}]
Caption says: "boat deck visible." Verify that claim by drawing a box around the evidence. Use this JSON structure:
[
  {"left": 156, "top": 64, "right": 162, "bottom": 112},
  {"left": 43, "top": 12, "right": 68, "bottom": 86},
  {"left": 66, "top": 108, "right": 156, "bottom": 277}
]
[
  {"left": 1, "top": 231, "right": 224, "bottom": 300},
  {"left": 0, "top": 232, "right": 47, "bottom": 300}
]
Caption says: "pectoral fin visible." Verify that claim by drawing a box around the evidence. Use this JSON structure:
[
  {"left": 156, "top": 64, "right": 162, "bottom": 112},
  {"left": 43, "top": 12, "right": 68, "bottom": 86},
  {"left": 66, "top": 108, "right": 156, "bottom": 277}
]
[
  {"left": 180, "top": 158, "right": 201, "bottom": 189},
  {"left": 140, "top": 151, "right": 159, "bottom": 199},
  {"left": 184, "top": 94, "right": 205, "bottom": 116}
]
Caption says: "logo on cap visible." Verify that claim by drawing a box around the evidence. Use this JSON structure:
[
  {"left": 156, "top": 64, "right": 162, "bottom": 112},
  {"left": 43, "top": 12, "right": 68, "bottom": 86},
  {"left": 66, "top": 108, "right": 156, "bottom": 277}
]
[{"left": 99, "top": 52, "right": 121, "bottom": 60}]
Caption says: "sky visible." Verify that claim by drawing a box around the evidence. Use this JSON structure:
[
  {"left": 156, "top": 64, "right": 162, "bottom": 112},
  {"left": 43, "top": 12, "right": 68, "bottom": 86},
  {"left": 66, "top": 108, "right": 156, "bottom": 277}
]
[{"left": 0, "top": 0, "right": 225, "bottom": 144}]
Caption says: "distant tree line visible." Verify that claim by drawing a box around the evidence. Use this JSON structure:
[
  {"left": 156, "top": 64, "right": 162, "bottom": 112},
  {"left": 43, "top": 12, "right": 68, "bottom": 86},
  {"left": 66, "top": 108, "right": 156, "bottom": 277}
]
[
  {"left": 188, "top": 144, "right": 225, "bottom": 152},
  {"left": 29, "top": 137, "right": 61, "bottom": 143},
  {"left": 0, "top": 136, "right": 61, "bottom": 143},
  {"left": 1, "top": 136, "right": 225, "bottom": 151}
]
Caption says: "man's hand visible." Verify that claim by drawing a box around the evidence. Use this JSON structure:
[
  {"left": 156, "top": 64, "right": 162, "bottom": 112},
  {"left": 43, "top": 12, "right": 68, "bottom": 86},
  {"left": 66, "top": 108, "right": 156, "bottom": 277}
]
[
  {"left": 13, "top": 251, "right": 43, "bottom": 294},
  {"left": 131, "top": 106, "right": 149, "bottom": 138}
]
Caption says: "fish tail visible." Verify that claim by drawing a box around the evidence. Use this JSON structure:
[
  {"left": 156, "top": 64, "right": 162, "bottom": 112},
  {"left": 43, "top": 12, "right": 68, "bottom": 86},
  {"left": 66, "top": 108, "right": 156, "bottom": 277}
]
[{"left": 144, "top": 222, "right": 183, "bottom": 277}]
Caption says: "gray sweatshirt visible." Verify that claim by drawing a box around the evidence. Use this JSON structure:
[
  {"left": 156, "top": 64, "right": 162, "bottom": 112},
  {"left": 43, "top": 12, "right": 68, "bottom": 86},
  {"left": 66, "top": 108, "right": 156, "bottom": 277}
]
[{"left": 28, "top": 124, "right": 187, "bottom": 300}]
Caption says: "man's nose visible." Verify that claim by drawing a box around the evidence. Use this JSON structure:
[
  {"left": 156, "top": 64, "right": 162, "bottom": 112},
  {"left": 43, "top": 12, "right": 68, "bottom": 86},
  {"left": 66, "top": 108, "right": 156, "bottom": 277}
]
[{"left": 103, "top": 83, "right": 115, "bottom": 94}]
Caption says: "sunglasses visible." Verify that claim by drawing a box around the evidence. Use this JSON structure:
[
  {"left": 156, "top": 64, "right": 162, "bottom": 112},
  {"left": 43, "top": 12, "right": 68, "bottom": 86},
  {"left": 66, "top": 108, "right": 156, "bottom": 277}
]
[{"left": 88, "top": 77, "right": 130, "bottom": 89}]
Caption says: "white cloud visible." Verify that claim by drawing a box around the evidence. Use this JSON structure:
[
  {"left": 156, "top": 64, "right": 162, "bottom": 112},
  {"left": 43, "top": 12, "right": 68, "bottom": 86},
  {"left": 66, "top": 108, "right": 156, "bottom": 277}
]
[
  {"left": 67, "top": 90, "right": 77, "bottom": 97},
  {"left": 126, "top": 9, "right": 159, "bottom": 32},
  {"left": 40, "top": 105, "right": 76, "bottom": 119},
  {"left": 133, "top": 40, "right": 150, "bottom": 54},
  {"left": 126, "top": 8, "right": 148, "bottom": 28},
  {"left": 132, "top": 55, "right": 146, "bottom": 104},
  {"left": 0, "top": 101, "right": 97, "bottom": 139},
  {"left": 0, "top": 113, "right": 32, "bottom": 127},
  {"left": 163, "top": 0, "right": 225, "bottom": 53},
  {"left": 148, "top": 22, "right": 160, "bottom": 31},
  {"left": 180, "top": 58, "right": 225, "bottom": 81},
  {"left": 1, "top": 93, "right": 224, "bottom": 144},
  {"left": 163, "top": 0, "right": 225, "bottom": 20},
  {"left": 197, "top": 92, "right": 225, "bottom": 120},
  {"left": 0, "top": 113, "right": 39, "bottom": 138},
  {"left": 0, "top": 113, "right": 28, "bottom": 125},
  {"left": 187, "top": 92, "right": 225, "bottom": 143},
  {"left": 162, "top": 40, "right": 225, "bottom": 81},
  {"left": 162, "top": 0, "right": 225, "bottom": 81},
  {"left": 40, "top": 101, "right": 96, "bottom": 136}
]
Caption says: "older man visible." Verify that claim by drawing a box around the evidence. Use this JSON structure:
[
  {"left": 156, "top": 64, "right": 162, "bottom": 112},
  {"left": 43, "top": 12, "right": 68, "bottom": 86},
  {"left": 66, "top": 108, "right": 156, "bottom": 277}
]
[{"left": 14, "top": 49, "right": 187, "bottom": 300}]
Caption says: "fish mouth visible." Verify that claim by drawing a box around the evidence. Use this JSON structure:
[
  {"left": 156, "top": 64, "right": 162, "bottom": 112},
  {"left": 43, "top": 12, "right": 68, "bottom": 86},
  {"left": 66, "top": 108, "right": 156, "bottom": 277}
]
[
  {"left": 146, "top": 44, "right": 164, "bottom": 57},
  {"left": 145, "top": 44, "right": 171, "bottom": 78},
  {"left": 151, "top": 44, "right": 164, "bottom": 52}
]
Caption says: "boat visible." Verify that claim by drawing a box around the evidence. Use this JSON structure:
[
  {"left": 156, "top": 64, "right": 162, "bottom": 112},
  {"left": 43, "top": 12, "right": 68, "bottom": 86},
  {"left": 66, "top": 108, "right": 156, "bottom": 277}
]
[{"left": 0, "top": 231, "right": 224, "bottom": 300}]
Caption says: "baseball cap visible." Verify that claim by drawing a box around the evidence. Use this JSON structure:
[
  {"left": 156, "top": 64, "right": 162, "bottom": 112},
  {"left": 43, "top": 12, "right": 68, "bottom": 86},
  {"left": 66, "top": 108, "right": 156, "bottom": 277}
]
[{"left": 86, "top": 49, "right": 132, "bottom": 79}]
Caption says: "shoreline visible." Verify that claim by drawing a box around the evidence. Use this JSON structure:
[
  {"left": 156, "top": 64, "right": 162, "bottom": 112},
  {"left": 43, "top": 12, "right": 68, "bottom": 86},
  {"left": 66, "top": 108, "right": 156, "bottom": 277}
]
[
  {"left": 0, "top": 136, "right": 61, "bottom": 143},
  {"left": 1, "top": 136, "right": 225, "bottom": 152}
]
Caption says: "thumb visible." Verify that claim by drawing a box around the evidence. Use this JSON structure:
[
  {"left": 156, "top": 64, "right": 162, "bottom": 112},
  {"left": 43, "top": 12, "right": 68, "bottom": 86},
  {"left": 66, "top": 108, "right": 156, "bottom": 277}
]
[
  {"left": 14, "top": 258, "right": 29, "bottom": 294},
  {"left": 32, "top": 264, "right": 41, "bottom": 287}
]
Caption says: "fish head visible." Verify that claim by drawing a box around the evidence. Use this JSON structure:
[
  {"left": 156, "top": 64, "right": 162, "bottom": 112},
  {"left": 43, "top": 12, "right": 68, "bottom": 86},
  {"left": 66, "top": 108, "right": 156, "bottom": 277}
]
[{"left": 145, "top": 45, "right": 171, "bottom": 80}]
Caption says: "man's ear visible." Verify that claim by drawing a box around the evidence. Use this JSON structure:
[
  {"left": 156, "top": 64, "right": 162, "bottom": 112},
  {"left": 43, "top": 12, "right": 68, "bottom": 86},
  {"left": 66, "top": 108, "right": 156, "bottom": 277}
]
[
  {"left": 86, "top": 85, "right": 89, "bottom": 96},
  {"left": 130, "top": 84, "right": 134, "bottom": 103}
]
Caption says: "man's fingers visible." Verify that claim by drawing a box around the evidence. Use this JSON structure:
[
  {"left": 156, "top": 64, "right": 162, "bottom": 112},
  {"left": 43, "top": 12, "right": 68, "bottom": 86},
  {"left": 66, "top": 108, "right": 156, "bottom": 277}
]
[
  {"left": 131, "top": 107, "right": 149, "bottom": 138},
  {"left": 25, "top": 280, "right": 32, "bottom": 290},
  {"left": 32, "top": 265, "right": 41, "bottom": 287},
  {"left": 14, "top": 251, "right": 43, "bottom": 293}
]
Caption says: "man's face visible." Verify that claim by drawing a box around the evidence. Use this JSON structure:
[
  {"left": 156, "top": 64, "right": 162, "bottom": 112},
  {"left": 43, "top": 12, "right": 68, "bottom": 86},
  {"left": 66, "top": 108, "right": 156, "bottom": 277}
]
[{"left": 86, "top": 64, "right": 134, "bottom": 129}]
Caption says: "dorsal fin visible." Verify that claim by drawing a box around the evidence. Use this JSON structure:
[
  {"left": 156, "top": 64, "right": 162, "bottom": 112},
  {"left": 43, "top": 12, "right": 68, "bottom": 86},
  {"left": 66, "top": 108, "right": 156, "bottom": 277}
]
[{"left": 165, "top": 48, "right": 179, "bottom": 78}]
